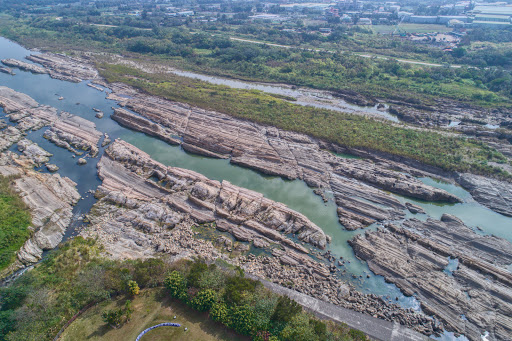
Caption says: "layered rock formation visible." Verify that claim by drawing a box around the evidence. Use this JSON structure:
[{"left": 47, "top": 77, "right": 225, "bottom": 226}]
[
  {"left": 349, "top": 216, "right": 512, "bottom": 341},
  {"left": 94, "top": 139, "right": 327, "bottom": 249},
  {"left": 1, "top": 58, "right": 47, "bottom": 74},
  {"left": 108, "top": 86, "right": 460, "bottom": 230},
  {"left": 0, "top": 152, "right": 80, "bottom": 275},
  {"left": 457, "top": 173, "right": 512, "bottom": 217},
  {"left": 81, "top": 139, "right": 437, "bottom": 335},
  {"left": 0, "top": 86, "right": 101, "bottom": 157},
  {"left": 26, "top": 53, "right": 99, "bottom": 82},
  {"left": 2, "top": 53, "right": 98, "bottom": 83}
]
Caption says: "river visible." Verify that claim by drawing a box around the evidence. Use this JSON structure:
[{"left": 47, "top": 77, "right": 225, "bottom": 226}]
[{"left": 1, "top": 37, "right": 510, "bottom": 340}]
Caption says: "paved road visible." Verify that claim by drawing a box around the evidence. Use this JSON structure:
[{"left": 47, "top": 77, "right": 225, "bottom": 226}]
[{"left": 246, "top": 274, "right": 433, "bottom": 341}]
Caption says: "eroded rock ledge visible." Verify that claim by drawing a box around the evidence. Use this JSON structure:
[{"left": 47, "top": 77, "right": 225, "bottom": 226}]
[
  {"left": 97, "top": 139, "right": 327, "bottom": 249},
  {"left": 81, "top": 139, "right": 437, "bottom": 335},
  {"left": 349, "top": 215, "right": 512, "bottom": 341},
  {"left": 109, "top": 87, "right": 460, "bottom": 231},
  {"left": 0, "top": 86, "right": 102, "bottom": 156},
  {"left": 0, "top": 152, "right": 80, "bottom": 276},
  {"left": 26, "top": 53, "right": 99, "bottom": 83},
  {"left": 1, "top": 53, "right": 98, "bottom": 83}
]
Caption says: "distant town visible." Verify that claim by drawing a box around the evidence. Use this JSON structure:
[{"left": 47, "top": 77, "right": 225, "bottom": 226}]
[{"left": 21, "top": 0, "right": 512, "bottom": 53}]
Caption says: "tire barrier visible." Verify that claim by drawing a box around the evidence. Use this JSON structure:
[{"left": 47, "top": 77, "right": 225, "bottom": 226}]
[{"left": 135, "top": 322, "right": 182, "bottom": 341}]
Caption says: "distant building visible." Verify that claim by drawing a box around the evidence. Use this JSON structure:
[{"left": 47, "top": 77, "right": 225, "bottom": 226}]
[
  {"left": 358, "top": 18, "right": 372, "bottom": 25},
  {"left": 177, "top": 11, "right": 194, "bottom": 17},
  {"left": 249, "top": 14, "right": 288, "bottom": 22},
  {"left": 406, "top": 16, "right": 438, "bottom": 24}
]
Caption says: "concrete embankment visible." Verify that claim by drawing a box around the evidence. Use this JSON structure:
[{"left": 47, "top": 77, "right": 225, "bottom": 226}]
[{"left": 247, "top": 274, "right": 432, "bottom": 341}]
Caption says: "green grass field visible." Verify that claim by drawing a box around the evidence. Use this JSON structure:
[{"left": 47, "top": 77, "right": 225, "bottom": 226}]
[
  {"left": 60, "top": 288, "right": 249, "bottom": 341},
  {"left": 373, "top": 24, "right": 453, "bottom": 34}
]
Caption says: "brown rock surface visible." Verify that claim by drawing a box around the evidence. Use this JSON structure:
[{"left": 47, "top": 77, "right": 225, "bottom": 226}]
[
  {"left": 349, "top": 217, "right": 512, "bottom": 341},
  {"left": 107, "top": 83, "right": 461, "bottom": 230},
  {"left": 1, "top": 58, "right": 47, "bottom": 74},
  {"left": 0, "top": 86, "right": 101, "bottom": 156},
  {"left": 0, "top": 152, "right": 80, "bottom": 276},
  {"left": 26, "top": 53, "right": 99, "bottom": 82}
]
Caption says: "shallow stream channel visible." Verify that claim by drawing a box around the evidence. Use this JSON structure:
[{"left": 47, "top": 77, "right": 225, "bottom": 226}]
[{"left": 1, "top": 37, "right": 511, "bottom": 341}]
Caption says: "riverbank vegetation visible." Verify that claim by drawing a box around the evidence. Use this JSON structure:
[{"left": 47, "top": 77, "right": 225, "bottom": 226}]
[
  {"left": 0, "top": 237, "right": 366, "bottom": 341},
  {"left": 163, "top": 260, "right": 366, "bottom": 341},
  {"left": 0, "top": 175, "right": 31, "bottom": 273},
  {"left": 99, "top": 63, "right": 510, "bottom": 179},
  {"left": 0, "top": 16, "right": 511, "bottom": 109}
]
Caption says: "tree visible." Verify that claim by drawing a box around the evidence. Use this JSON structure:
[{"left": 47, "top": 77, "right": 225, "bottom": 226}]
[
  {"left": 279, "top": 314, "right": 318, "bottom": 341},
  {"left": 102, "top": 309, "right": 123, "bottom": 328},
  {"left": 190, "top": 289, "right": 217, "bottom": 311},
  {"left": 187, "top": 261, "right": 208, "bottom": 288},
  {"left": 223, "top": 276, "right": 259, "bottom": 305},
  {"left": 271, "top": 296, "right": 301, "bottom": 324},
  {"left": 102, "top": 300, "right": 133, "bottom": 329},
  {"left": 209, "top": 302, "right": 229, "bottom": 324},
  {"left": 229, "top": 304, "right": 256, "bottom": 336},
  {"left": 128, "top": 280, "right": 140, "bottom": 296},
  {"left": 164, "top": 271, "right": 187, "bottom": 300}
]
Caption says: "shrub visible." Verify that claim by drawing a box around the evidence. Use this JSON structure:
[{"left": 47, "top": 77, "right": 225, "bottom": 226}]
[
  {"left": 190, "top": 289, "right": 217, "bottom": 311},
  {"left": 164, "top": 271, "right": 187, "bottom": 300},
  {"left": 223, "top": 276, "right": 259, "bottom": 305},
  {"left": 127, "top": 280, "right": 140, "bottom": 296},
  {"left": 271, "top": 296, "right": 301, "bottom": 323},
  {"left": 209, "top": 301, "right": 229, "bottom": 324},
  {"left": 228, "top": 304, "right": 256, "bottom": 336},
  {"left": 187, "top": 260, "right": 208, "bottom": 288}
]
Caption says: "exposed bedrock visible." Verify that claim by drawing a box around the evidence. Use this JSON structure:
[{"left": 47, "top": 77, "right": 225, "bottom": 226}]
[
  {"left": 109, "top": 87, "right": 461, "bottom": 229},
  {"left": 0, "top": 152, "right": 80, "bottom": 276},
  {"left": 97, "top": 139, "right": 328, "bottom": 249},
  {"left": 388, "top": 100, "right": 511, "bottom": 130},
  {"left": 349, "top": 216, "right": 512, "bottom": 341},
  {"left": 2, "top": 53, "right": 99, "bottom": 83},
  {"left": 0, "top": 86, "right": 101, "bottom": 156},
  {"left": 26, "top": 53, "right": 99, "bottom": 82},
  {"left": 1, "top": 58, "right": 48, "bottom": 75},
  {"left": 457, "top": 173, "right": 512, "bottom": 217},
  {"left": 80, "top": 139, "right": 436, "bottom": 335}
]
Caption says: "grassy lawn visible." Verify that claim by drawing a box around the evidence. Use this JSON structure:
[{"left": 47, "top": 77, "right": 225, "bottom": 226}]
[
  {"left": 373, "top": 24, "right": 453, "bottom": 34},
  {"left": 60, "top": 288, "right": 249, "bottom": 341}
]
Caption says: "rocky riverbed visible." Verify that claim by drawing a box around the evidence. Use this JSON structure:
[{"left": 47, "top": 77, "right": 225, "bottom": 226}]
[
  {"left": 108, "top": 89, "right": 462, "bottom": 231},
  {"left": 2, "top": 50, "right": 512, "bottom": 340},
  {"left": 349, "top": 216, "right": 512, "bottom": 341},
  {"left": 80, "top": 139, "right": 438, "bottom": 335},
  {"left": 0, "top": 85, "right": 104, "bottom": 275}
]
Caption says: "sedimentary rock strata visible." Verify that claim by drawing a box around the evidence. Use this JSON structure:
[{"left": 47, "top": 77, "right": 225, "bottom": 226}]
[
  {"left": 457, "top": 173, "right": 512, "bottom": 217},
  {"left": 349, "top": 216, "right": 512, "bottom": 341},
  {"left": 26, "top": 53, "right": 99, "bottom": 82},
  {"left": 80, "top": 139, "right": 437, "bottom": 335},
  {"left": 0, "top": 152, "right": 80, "bottom": 275},
  {"left": 43, "top": 112, "right": 102, "bottom": 156},
  {"left": 0, "top": 86, "right": 101, "bottom": 156},
  {"left": 109, "top": 84, "right": 461, "bottom": 230},
  {"left": 17, "top": 139, "right": 52, "bottom": 165},
  {"left": 0, "top": 66, "right": 14, "bottom": 75},
  {"left": 1, "top": 58, "right": 48, "bottom": 74},
  {"left": 95, "top": 139, "right": 327, "bottom": 249}
]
